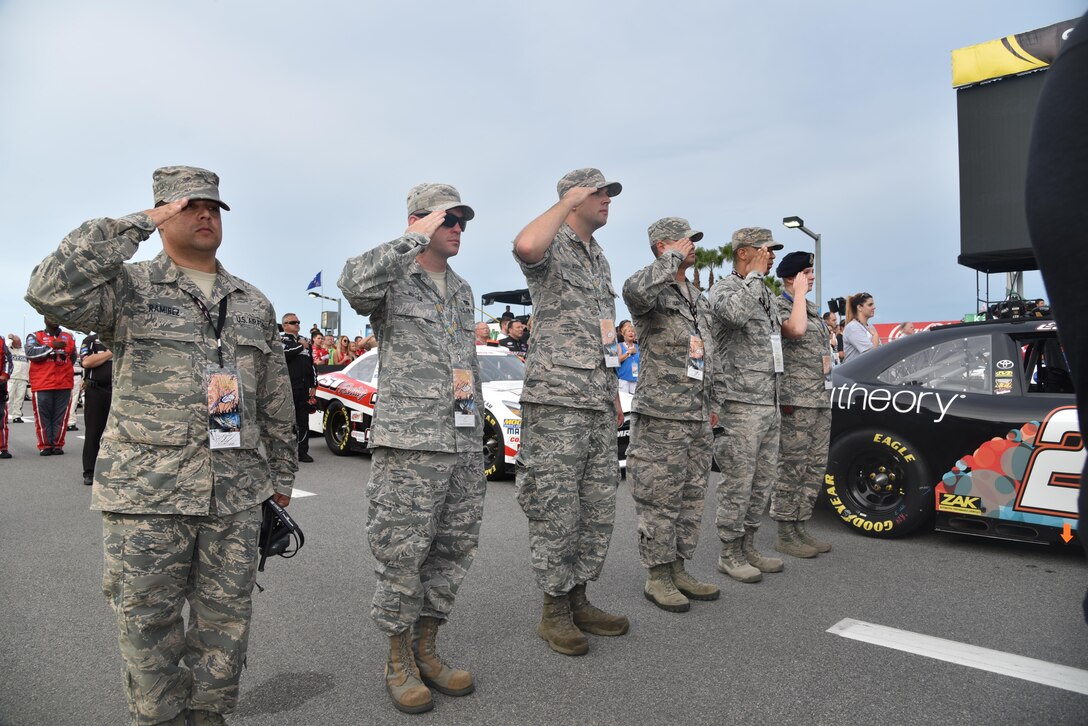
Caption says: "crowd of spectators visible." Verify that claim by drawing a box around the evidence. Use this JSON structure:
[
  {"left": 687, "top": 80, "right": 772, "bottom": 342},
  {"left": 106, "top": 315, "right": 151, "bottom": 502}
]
[{"left": 308, "top": 329, "right": 377, "bottom": 367}]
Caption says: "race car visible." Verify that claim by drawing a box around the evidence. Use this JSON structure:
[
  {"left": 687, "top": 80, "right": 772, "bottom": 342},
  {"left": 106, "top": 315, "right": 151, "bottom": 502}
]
[
  {"left": 309, "top": 344, "right": 633, "bottom": 480},
  {"left": 824, "top": 318, "right": 1081, "bottom": 545}
]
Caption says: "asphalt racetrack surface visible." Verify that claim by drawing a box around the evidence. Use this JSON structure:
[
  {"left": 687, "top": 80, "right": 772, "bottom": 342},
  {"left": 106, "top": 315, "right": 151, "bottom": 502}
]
[{"left": 1, "top": 414, "right": 1086, "bottom": 725}]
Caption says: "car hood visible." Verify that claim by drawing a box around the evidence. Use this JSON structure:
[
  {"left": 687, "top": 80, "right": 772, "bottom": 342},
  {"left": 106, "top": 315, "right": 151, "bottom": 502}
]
[{"left": 484, "top": 380, "right": 523, "bottom": 395}]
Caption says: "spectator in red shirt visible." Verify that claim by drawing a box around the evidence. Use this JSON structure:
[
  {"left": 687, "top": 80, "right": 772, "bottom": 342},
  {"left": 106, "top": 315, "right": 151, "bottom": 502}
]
[
  {"left": 25, "top": 317, "right": 76, "bottom": 455},
  {"left": 312, "top": 334, "right": 330, "bottom": 366}
]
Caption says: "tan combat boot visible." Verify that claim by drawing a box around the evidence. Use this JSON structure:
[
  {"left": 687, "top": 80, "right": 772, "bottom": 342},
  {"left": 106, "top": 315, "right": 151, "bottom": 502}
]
[
  {"left": 644, "top": 563, "right": 690, "bottom": 612},
  {"left": 188, "top": 712, "right": 226, "bottom": 726},
  {"left": 412, "top": 617, "right": 475, "bottom": 696},
  {"left": 538, "top": 593, "right": 589, "bottom": 656},
  {"left": 385, "top": 630, "right": 434, "bottom": 714},
  {"left": 717, "top": 539, "right": 763, "bottom": 583},
  {"left": 774, "top": 521, "right": 819, "bottom": 559},
  {"left": 669, "top": 559, "right": 720, "bottom": 601},
  {"left": 569, "top": 583, "right": 630, "bottom": 636},
  {"left": 796, "top": 519, "right": 832, "bottom": 553},
  {"left": 744, "top": 526, "right": 785, "bottom": 571}
]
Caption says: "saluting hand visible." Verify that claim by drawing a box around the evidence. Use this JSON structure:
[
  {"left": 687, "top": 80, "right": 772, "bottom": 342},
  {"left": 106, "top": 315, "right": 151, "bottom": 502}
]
[
  {"left": 752, "top": 245, "right": 772, "bottom": 273},
  {"left": 406, "top": 209, "right": 448, "bottom": 239},
  {"left": 563, "top": 186, "right": 600, "bottom": 211},
  {"left": 662, "top": 237, "right": 695, "bottom": 259},
  {"left": 144, "top": 198, "right": 189, "bottom": 228}
]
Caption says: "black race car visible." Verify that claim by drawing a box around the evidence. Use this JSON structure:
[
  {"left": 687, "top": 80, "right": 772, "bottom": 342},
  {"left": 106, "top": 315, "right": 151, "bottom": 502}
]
[{"left": 824, "top": 318, "right": 1081, "bottom": 545}]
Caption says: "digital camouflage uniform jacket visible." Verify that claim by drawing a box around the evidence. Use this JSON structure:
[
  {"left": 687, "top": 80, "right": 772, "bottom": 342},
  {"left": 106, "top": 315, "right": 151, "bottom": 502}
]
[
  {"left": 516, "top": 223, "right": 617, "bottom": 411},
  {"left": 776, "top": 295, "right": 832, "bottom": 409},
  {"left": 709, "top": 271, "right": 782, "bottom": 405},
  {"left": 622, "top": 250, "right": 725, "bottom": 421},
  {"left": 338, "top": 232, "right": 483, "bottom": 452},
  {"left": 25, "top": 213, "right": 297, "bottom": 515}
]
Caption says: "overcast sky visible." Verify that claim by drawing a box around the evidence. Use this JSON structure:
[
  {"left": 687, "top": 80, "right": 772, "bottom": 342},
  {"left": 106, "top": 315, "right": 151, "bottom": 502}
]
[{"left": 1, "top": 1, "right": 1080, "bottom": 341}]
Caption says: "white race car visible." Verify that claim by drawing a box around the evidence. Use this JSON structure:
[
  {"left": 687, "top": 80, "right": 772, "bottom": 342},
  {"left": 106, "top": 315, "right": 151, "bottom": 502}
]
[{"left": 309, "top": 344, "right": 632, "bottom": 479}]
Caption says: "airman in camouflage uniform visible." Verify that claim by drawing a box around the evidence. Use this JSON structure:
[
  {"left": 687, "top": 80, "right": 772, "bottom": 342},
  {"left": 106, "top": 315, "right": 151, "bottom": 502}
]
[
  {"left": 709, "top": 227, "right": 785, "bottom": 584},
  {"left": 338, "top": 183, "right": 484, "bottom": 714},
  {"left": 622, "top": 217, "right": 724, "bottom": 612},
  {"left": 512, "top": 168, "right": 630, "bottom": 657},
  {"left": 25, "top": 166, "right": 297, "bottom": 726},
  {"left": 772, "top": 251, "right": 834, "bottom": 558}
]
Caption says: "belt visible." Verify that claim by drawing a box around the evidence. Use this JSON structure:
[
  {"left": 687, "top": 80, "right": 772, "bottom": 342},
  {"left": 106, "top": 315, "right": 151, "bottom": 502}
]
[{"left": 85, "top": 379, "right": 111, "bottom": 390}]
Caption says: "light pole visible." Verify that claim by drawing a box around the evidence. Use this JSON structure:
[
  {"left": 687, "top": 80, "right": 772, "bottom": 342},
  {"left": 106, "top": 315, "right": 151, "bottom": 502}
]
[
  {"left": 308, "top": 291, "right": 342, "bottom": 340},
  {"left": 782, "top": 216, "right": 822, "bottom": 313}
]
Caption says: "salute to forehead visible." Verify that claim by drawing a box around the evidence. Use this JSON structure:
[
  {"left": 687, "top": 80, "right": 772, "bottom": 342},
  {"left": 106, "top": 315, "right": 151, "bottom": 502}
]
[
  {"left": 151, "top": 165, "right": 231, "bottom": 262},
  {"left": 406, "top": 183, "right": 474, "bottom": 265},
  {"left": 647, "top": 217, "right": 703, "bottom": 262}
]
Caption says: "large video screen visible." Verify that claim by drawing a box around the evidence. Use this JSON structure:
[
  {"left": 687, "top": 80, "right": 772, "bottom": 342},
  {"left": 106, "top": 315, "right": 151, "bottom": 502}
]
[{"left": 956, "top": 70, "right": 1046, "bottom": 273}]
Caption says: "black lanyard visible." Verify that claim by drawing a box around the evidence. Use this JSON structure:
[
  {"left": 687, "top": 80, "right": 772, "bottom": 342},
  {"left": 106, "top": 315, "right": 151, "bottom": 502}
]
[
  {"left": 672, "top": 284, "right": 702, "bottom": 337},
  {"left": 186, "top": 292, "right": 228, "bottom": 367}
]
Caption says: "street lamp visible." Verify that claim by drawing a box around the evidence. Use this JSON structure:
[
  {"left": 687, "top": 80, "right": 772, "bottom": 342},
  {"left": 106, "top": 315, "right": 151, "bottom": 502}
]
[
  {"left": 782, "top": 216, "right": 822, "bottom": 313},
  {"left": 308, "top": 291, "right": 342, "bottom": 340}
]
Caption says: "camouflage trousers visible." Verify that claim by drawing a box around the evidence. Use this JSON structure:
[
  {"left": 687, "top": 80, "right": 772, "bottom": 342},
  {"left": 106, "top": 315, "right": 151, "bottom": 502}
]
[
  {"left": 366, "top": 446, "right": 486, "bottom": 636},
  {"left": 771, "top": 406, "right": 831, "bottom": 522},
  {"left": 515, "top": 402, "right": 618, "bottom": 596},
  {"left": 102, "top": 505, "right": 262, "bottom": 725},
  {"left": 713, "top": 400, "right": 781, "bottom": 543},
  {"left": 627, "top": 413, "right": 713, "bottom": 568}
]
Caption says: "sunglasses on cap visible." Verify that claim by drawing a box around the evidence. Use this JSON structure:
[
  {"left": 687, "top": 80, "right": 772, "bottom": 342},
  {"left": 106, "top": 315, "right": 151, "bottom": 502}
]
[{"left": 412, "top": 210, "right": 468, "bottom": 231}]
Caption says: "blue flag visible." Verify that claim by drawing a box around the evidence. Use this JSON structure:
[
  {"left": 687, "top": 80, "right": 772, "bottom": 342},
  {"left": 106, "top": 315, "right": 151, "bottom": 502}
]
[{"left": 306, "top": 271, "right": 321, "bottom": 291}]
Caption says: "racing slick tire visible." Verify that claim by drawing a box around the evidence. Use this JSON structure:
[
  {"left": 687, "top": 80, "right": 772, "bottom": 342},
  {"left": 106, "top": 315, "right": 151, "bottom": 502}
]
[
  {"left": 824, "top": 429, "right": 934, "bottom": 539},
  {"left": 482, "top": 409, "right": 507, "bottom": 481},
  {"left": 323, "top": 401, "right": 356, "bottom": 457}
]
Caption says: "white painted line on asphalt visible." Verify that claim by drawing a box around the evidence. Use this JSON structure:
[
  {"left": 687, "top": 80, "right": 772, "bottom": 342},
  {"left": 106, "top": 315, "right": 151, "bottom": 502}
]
[
  {"left": 292, "top": 488, "right": 316, "bottom": 498},
  {"left": 828, "top": 618, "right": 1088, "bottom": 696}
]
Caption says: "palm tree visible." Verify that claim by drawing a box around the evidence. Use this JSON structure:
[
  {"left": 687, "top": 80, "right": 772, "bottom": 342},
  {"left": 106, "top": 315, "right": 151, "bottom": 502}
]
[
  {"left": 718, "top": 243, "right": 735, "bottom": 266},
  {"left": 692, "top": 247, "right": 717, "bottom": 290},
  {"left": 762, "top": 274, "right": 784, "bottom": 296},
  {"left": 708, "top": 243, "right": 734, "bottom": 289}
]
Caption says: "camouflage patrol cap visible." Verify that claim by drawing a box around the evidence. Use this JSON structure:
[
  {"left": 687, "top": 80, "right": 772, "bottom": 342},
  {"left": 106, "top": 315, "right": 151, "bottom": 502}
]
[
  {"left": 557, "top": 168, "right": 622, "bottom": 200},
  {"left": 731, "top": 227, "right": 783, "bottom": 251},
  {"left": 406, "top": 183, "right": 475, "bottom": 220},
  {"left": 152, "top": 166, "right": 230, "bottom": 210},
  {"left": 647, "top": 217, "right": 704, "bottom": 245}
]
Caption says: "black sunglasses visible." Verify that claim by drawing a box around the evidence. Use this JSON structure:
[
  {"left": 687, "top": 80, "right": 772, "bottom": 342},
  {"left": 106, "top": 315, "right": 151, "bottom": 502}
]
[
  {"left": 412, "top": 210, "right": 468, "bottom": 231},
  {"left": 284, "top": 320, "right": 300, "bottom": 325}
]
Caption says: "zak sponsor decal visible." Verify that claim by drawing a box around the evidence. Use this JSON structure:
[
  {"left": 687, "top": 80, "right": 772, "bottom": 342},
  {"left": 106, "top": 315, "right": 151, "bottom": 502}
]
[{"left": 937, "top": 493, "right": 983, "bottom": 515}]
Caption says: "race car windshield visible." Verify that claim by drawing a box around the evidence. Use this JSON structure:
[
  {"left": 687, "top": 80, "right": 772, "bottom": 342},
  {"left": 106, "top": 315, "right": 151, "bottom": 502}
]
[
  {"left": 478, "top": 353, "right": 525, "bottom": 383},
  {"left": 877, "top": 335, "right": 992, "bottom": 394}
]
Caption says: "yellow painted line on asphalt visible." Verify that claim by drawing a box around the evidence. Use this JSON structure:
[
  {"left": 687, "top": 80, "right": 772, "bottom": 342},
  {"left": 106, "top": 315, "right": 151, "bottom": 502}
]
[{"left": 828, "top": 618, "right": 1088, "bottom": 696}]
